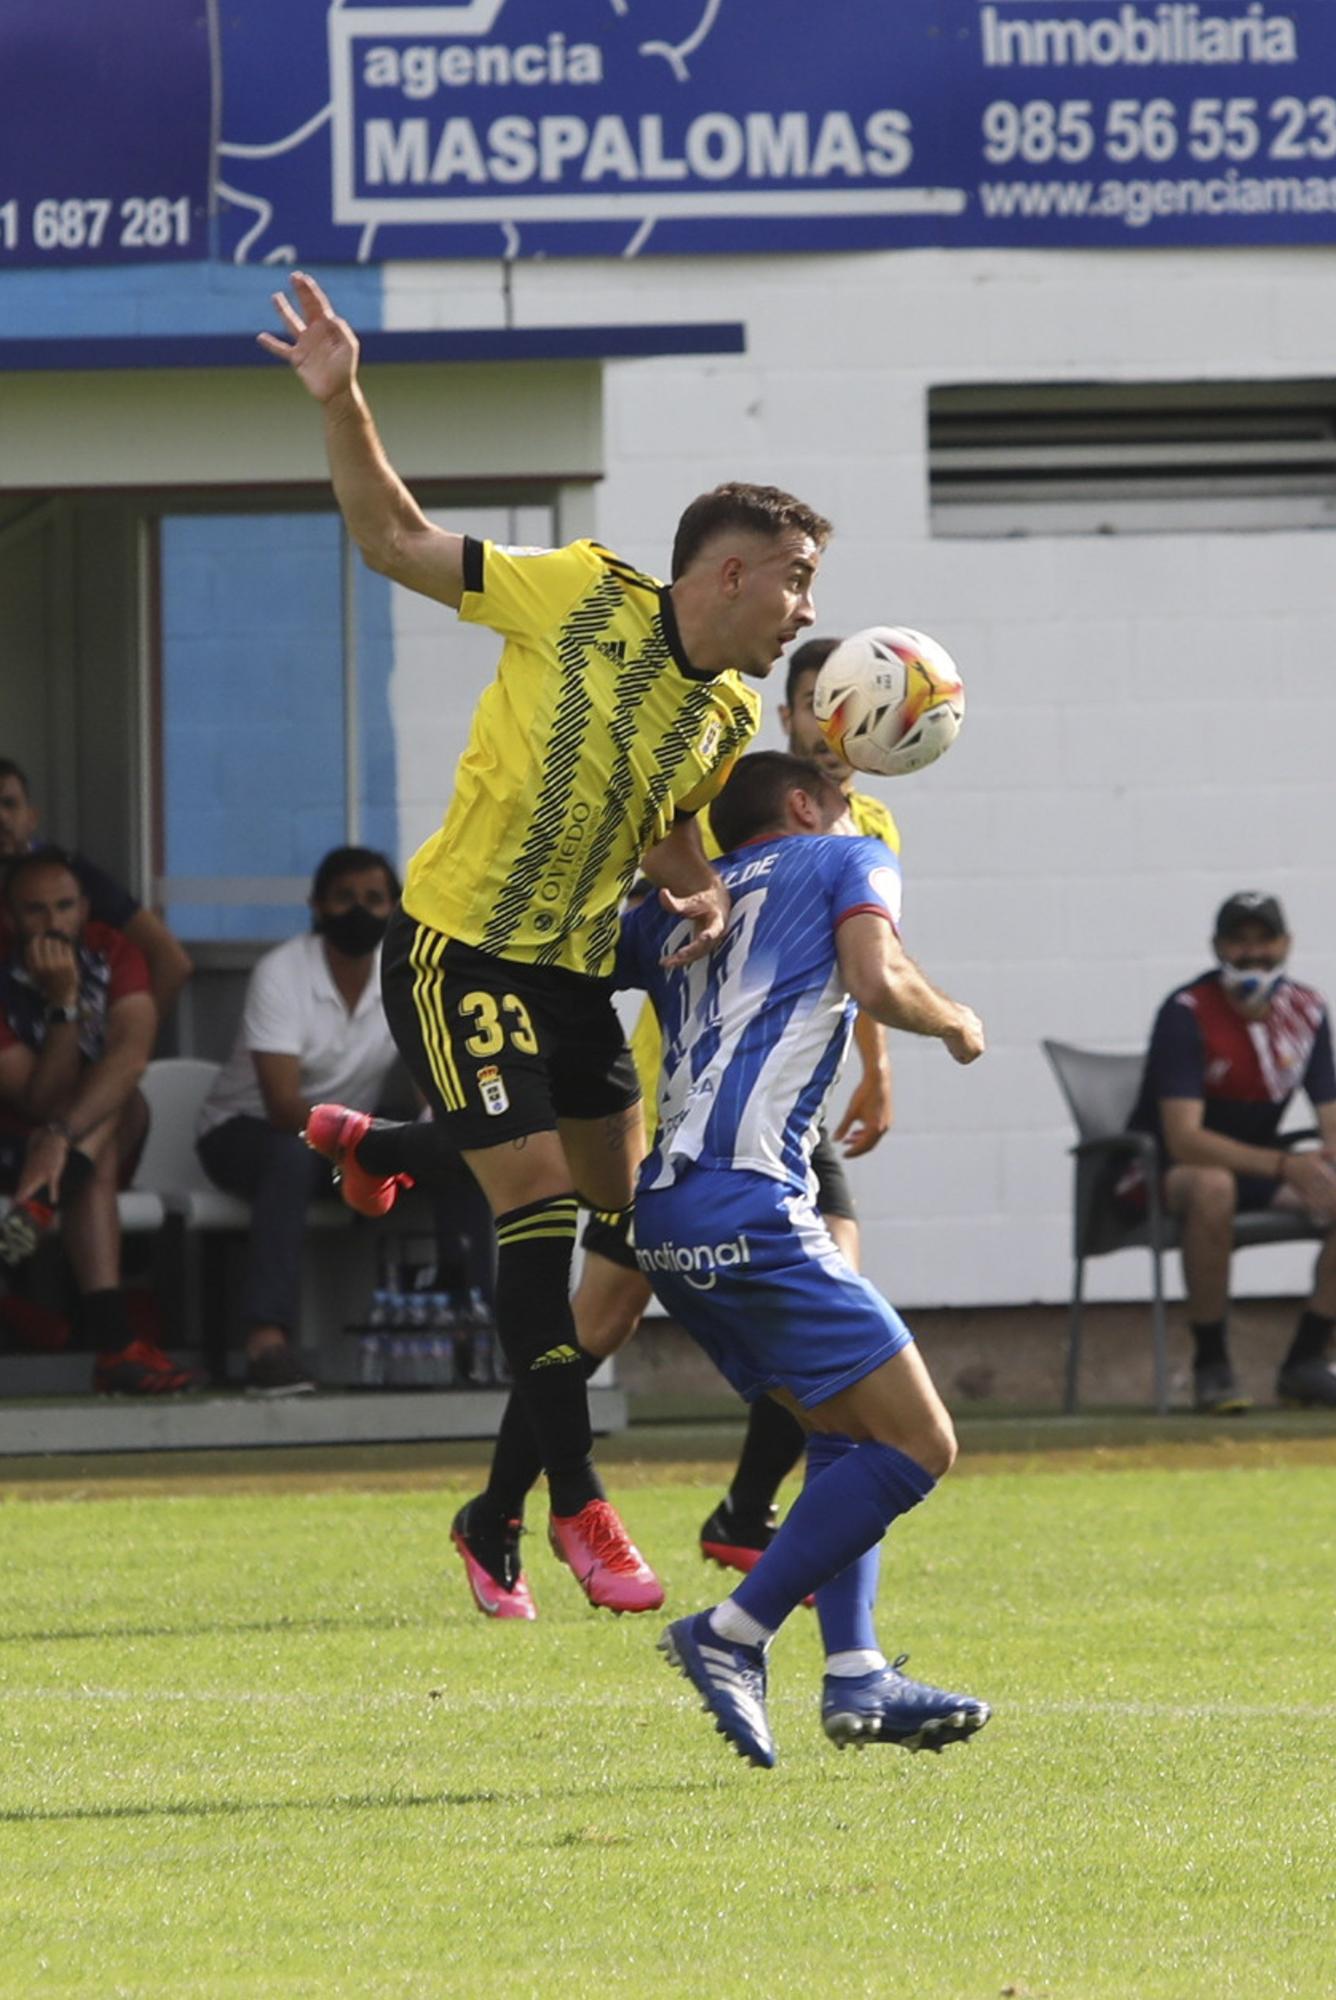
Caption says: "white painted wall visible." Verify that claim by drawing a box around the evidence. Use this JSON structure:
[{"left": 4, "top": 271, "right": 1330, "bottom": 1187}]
[{"left": 382, "top": 245, "right": 1336, "bottom": 1309}]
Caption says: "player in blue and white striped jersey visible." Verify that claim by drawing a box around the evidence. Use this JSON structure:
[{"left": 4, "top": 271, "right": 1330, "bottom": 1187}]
[{"left": 615, "top": 751, "right": 991, "bottom": 1769}]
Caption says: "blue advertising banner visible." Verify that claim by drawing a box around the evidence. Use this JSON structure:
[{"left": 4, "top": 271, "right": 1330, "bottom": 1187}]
[
  {"left": 6, "top": 2, "right": 1336, "bottom": 266},
  {"left": 0, "top": 1, "right": 212, "bottom": 266}
]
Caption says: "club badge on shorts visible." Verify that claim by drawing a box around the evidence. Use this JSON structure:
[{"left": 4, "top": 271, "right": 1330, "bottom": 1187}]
[{"left": 477, "top": 1064, "right": 510, "bottom": 1117}]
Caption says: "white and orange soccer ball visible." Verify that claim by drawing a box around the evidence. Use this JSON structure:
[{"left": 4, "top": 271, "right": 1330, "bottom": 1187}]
[{"left": 813, "top": 627, "right": 965, "bottom": 778}]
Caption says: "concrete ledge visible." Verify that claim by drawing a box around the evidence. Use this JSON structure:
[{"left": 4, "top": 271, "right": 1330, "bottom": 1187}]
[
  {"left": 617, "top": 1299, "right": 1322, "bottom": 1419},
  {"left": 0, "top": 1386, "right": 626, "bottom": 1458}
]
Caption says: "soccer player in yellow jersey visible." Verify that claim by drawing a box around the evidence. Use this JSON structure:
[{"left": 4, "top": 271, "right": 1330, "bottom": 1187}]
[
  {"left": 260, "top": 273, "right": 830, "bottom": 1613},
  {"left": 458, "top": 644, "right": 912, "bottom": 1619}
]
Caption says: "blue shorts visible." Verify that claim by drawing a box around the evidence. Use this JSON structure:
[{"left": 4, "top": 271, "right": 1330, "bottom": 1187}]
[{"left": 634, "top": 1169, "right": 913, "bottom": 1409}]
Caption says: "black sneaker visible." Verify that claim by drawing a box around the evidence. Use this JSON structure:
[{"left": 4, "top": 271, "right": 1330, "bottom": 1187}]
[
  {"left": 1276, "top": 1357, "right": 1336, "bottom": 1408},
  {"left": 1193, "top": 1358, "right": 1252, "bottom": 1415},
  {"left": 699, "top": 1497, "right": 778, "bottom": 1578},
  {"left": 245, "top": 1343, "right": 316, "bottom": 1397}
]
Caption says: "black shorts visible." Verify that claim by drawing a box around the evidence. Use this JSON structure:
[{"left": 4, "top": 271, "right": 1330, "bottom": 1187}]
[
  {"left": 580, "top": 1205, "right": 639, "bottom": 1273},
  {"left": 381, "top": 910, "right": 641, "bottom": 1152},
  {"left": 810, "top": 1126, "right": 856, "bottom": 1223}
]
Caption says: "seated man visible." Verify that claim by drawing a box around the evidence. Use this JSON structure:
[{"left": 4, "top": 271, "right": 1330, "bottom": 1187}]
[
  {"left": 0, "top": 757, "right": 192, "bottom": 1029},
  {"left": 196, "top": 846, "right": 403, "bottom": 1394},
  {"left": 1122, "top": 890, "right": 1336, "bottom": 1413},
  {"left": 0, "top": 850, "right": 198, "bottom": 1393}
]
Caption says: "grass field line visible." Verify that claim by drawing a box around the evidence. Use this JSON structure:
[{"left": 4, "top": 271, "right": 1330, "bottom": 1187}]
[{"left": 4, "top": 1683, "right": 1336, "bottom": 1721}]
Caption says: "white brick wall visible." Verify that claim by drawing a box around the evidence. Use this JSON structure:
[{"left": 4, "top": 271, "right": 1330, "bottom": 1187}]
[{"left": 382, "top": 245, "right": 1336, "bottom": 1309}]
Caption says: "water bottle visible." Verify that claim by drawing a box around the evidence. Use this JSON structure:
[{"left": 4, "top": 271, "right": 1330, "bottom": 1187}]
[
  {"left": 386, "top": 1332, "right": 411, "bottom": 1387},
  {"left": 403, "top": 1286, "right": 430, "bottom": 1384},
  {"left": 468, "top": 1324, "right": 495, "bottom": 1386},
  {"left": 357, "top": 1330, "right": 384, "bottom": 1387},
  {"left": 427, "top": 1294, "right": 457, "bottom": 1387}
]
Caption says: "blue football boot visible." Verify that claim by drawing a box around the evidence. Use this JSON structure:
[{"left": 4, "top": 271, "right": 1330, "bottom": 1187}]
[
  {"left": 659, "top": 1610, "right": 776, "bottom": 1769},
  {"left": 821, "top": 1654, "right": 991, "bottom": 1753}
]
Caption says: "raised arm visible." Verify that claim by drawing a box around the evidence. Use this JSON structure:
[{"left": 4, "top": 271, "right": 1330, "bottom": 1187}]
[
  {"left": 259, "top": 272, "right": 465, "bottom": 607},
  {"left": 836, "top": 912, "right": 984, "bottom": 1066}
]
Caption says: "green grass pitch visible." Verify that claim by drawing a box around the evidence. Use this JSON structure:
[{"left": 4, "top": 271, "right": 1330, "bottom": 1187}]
[{"left": 2, "top": 1430, "right": 1333, "bottom": 1999}]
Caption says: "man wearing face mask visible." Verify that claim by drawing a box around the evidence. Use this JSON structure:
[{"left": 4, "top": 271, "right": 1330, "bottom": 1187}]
[
  {"left": 196, "top": 847, "right": 403, "bottom": 1393},
  {"left": 1121, "top": 891, "right": 1336, "bottom": 1413}
]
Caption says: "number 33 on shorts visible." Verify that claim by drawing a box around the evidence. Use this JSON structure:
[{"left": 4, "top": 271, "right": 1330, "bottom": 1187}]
[{"left": 458, "top": 990, "right": 538, "bottom": 1117}]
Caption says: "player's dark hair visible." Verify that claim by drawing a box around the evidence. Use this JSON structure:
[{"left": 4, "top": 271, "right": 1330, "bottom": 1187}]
[
  {"left": 0, "top": 757, "right": 32, "bottom": 796},
  {"left": 670, "top": 483, "right": 833, "bottom": 581},
  {"left": 310, "top": 845, "right": 402, "bottom": 906},
  {"left": 784, "top": 636, "right": 842, "bottom": 710},
  {"left": 3, "top": 844, "right": 78, "bottom": 911},
  {"left": 707, "top": 751, "right": 843, "bottom": 855}
]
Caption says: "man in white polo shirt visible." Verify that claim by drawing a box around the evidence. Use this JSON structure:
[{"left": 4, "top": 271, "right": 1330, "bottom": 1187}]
[{"left": 197, "top": 847, "right": 401, "bottom": 1393}]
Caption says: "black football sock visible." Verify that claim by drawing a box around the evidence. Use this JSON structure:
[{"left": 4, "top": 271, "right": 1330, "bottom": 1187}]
[
  {"left": 493, "top": 1195, "right": 603, "bottom": 1518},
  {"left": 352, "top": 1120, "right": 472, "bottom": 1192},
  {"left": 79, "top": 1287, "right": 135, "bottom": 1355},
  {"left": 1190, "top": 1320, "right": 1228, "bottom": 1370},
  {"left": 1283, "top": 1309, "right": 1334, "bottom": 1370},
  {"left": 483, "top": 1346, "right": 604, "bottom": 1522},
  {"left": 727, "top": 1393, "right": 807, "bottom": 1519},
  {"left": 352, "top": 1118, "right": 457, "bottom": 1186}
]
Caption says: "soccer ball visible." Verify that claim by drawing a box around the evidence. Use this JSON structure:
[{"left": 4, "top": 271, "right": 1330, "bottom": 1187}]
[{"left": 813, "top": 627, "right": 965, "bottom": 778}]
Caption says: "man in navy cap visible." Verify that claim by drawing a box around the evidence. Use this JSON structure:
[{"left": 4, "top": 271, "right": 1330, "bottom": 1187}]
[{"left": 1122, "top": 891, "right": 1336, "bottom": 1412}]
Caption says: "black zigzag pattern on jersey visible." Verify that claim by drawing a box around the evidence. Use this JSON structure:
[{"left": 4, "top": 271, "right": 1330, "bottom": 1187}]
[
  {"left": 533, "top": 634, "right": 671, "bottom": 968},
  {"left": 589, "top": 544, "right": 660, "bottom": 596},
  {"left": 479, "top": 571, "right": 623, "bottom": 957},
  {"left": 604, "top": 689, "right": 757, "bottom": 964},
  {"left": 581, "top": 683, "right": 745, "bottom": 974}
]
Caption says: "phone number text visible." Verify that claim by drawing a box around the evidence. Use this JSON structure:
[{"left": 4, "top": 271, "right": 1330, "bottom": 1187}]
[
  {"left": 0, "top": 196, "right": 194, "bottom": 254},
  {"left": 982, "top": 96, "right": 1336, "bottom": 167}
]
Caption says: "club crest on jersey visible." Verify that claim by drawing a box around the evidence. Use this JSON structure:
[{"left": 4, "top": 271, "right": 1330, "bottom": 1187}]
[{"left": 477, "top": 1064, "right": 510, "bottom": 1116}]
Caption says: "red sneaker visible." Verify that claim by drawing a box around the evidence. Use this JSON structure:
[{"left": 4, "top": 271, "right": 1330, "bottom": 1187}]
[
  {"left": 304, "top": 1104, "right": 412, "bottom": 1218},
  {"left": 93, "top": 1339, "right": 205, "bottom": 1396},
  {"left": 548, "top": 1499, "right": 664, "bottom": 1614},
  {"left": 451, "top": 1501, "right": 537, "bottom": 1621}
]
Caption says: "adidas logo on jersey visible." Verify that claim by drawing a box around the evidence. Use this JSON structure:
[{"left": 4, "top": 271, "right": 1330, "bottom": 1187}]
[{"left": 592, "top": 639, "right": 627, "bottom": 665}]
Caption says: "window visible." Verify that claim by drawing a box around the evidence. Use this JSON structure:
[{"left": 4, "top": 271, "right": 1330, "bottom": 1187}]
[
  {"left": 157, "top": 499, "right": 558, "bottom": 939},
  {"left": 158, "top": 511, "right": 397, "bottom": 939},
  {"left": 928, "top": 379, "right": 1336, "bottom": 538}
]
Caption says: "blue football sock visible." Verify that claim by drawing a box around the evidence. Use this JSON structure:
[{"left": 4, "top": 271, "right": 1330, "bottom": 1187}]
[
  {"left": 804, "top": 1432, "right": 883, "bottom": 1658},
  {"left": 732, "top": 1438, "right": 935, "bottom": 1635}
]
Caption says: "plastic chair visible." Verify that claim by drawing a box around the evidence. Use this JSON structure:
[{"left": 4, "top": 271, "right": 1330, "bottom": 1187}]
[
  {"left": 1042, "top": 1039, "right": 1323, "bottom": 1414},
  {"left": 126, "top": 1058, "right": 250, "bottom": 1231},
  {"left": 126, "top": 1057, "right": 350, "bottom": 1372}
]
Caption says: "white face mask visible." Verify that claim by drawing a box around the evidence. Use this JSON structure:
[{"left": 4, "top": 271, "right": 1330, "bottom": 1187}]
[{"left": 1219, "top": 962, "right": 1284, "bottom": 1008}]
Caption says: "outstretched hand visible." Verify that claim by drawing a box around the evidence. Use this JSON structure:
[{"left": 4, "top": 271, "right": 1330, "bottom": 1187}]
[
  {"left": 658, "top": 879, "right": 731, "bottom": 968},
  {"left": 257, "top": 272, "right": 359, "bottom": 402}
]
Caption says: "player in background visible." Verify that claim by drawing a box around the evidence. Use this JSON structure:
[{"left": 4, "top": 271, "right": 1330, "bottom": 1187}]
[
  {"left": 446, "top": 638, "right": 905, "bottom": 1619},
  {"left": 260, "top": 273, "right": 829, "bottom": 1613},
  {"left": 627, "top": 752, "right": 989, "bottom": 1767}
]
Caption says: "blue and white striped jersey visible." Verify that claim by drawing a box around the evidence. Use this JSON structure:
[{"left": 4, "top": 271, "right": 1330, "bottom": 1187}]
[{"left": 615, "top": 832, "right": 902, "bottom": 1198}]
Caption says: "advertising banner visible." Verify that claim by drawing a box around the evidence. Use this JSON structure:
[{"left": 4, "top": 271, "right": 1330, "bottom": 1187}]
[{"left": 4, "top": 1, "right": 1336, "bottom": 267}]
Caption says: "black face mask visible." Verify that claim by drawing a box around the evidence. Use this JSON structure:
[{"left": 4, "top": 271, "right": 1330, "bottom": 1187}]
[{"left": 319, "top": 905, "right": 389, "bottom": 959}]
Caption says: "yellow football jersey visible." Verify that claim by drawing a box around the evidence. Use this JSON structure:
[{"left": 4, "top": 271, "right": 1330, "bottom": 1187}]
[
  {"left": 402, "top": 539, "right": 760, "bottom": 978},
  {"left": 847, "top": 788, "right": 902, "bottom": 854}
]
